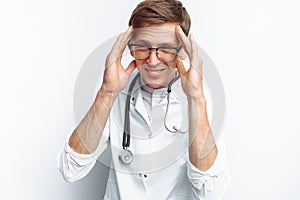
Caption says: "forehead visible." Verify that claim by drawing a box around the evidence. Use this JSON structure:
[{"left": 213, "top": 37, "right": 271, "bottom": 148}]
[{"left": 133, "top": 23, "right": 178, "bottom": 46}]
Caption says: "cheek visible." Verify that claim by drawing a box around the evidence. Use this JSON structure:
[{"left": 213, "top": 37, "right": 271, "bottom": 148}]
[
  {"left": 167, "top": 60, "right": 177, "bottom": 68},
  {"left": 135, "top": 60, "right": 145, "bottom": 68}
]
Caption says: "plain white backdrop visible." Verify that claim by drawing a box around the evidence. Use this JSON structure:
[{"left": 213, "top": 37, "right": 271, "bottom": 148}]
[{"left": 1, "top": 0, "right": 300, "bottom": 199}]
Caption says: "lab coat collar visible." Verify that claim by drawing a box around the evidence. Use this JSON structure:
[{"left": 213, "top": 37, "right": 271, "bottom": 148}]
[
  {"left": 120, "top": 71, "right": 183, "bottom": 124},
  {"left": 139, "top": 77, "right": 169, "bottom": 97}
]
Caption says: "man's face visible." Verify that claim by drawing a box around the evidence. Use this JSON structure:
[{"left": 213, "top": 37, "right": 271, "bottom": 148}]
[{"left": 130, "top": 23, "right": 181, "bottom": 89}]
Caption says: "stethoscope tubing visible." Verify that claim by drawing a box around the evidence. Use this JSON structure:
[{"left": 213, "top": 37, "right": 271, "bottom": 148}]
[
  {"left": 120, "top": 72, "right": 186, "bottom": 164},
  {"left": 123, "top": 73, "right": 140, "bottom": 149}
]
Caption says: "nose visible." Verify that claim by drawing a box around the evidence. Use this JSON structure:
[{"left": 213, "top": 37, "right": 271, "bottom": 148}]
[{"left": 147, "top": 50, "right": 160, "bottom": 65}]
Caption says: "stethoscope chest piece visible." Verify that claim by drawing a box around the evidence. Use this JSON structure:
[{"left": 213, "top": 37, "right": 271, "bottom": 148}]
[{"left": 119, "top": 148, "right": 133, "bottom": 164}]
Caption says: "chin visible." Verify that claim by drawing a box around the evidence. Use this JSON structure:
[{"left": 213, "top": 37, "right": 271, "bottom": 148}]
[
  {"left": 141, "top": 73, "right": 176, "bottom": 89},
  {"left": 145, "top": 80, "right": 167, "bottom": 89}
]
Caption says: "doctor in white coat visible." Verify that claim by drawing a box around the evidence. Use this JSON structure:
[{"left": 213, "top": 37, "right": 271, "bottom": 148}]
[{"left": 58, "top": 0, "right": 229, "bottom": 199}]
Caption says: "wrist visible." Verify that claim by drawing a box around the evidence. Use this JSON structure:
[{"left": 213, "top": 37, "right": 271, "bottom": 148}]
[
  {"left": 187, "top": 93, "right": 206, "bottom": 105},
  {"left": 95, "top": 88, "right": 115, "bottom": 108}
]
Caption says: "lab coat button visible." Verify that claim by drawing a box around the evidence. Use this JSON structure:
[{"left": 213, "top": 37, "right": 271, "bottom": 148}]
[
  {"left": 144, "top": 174, "right": 147, "bottom": 178},
  {"left": 138, "top": 173, "right": 142, "bottom": 177}
]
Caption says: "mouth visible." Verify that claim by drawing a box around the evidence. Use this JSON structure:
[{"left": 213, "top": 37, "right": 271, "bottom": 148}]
[{"left": 144, "top": 68, "right": 165, "bottom": 74}]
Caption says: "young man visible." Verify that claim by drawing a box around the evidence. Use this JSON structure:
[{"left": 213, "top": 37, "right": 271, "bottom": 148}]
[{"left": 58, "top": 0, "right": 229, "bottom": 199}]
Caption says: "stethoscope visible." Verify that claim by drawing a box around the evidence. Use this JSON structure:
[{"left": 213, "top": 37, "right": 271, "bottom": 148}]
[{"left": 119, "top": 72, "right": 187, "bottom": 164}]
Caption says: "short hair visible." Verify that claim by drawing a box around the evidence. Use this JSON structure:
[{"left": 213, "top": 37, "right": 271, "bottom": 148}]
[{"left": 128, "top": 0, "right": 191, "bottom": 36}]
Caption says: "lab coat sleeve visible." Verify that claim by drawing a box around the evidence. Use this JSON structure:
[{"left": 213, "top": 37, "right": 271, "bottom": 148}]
[
  {"left": 57, "top": 118, "right": 110, "bottom": 183},
  {"left": 187, "top": 136, "right": 230, "bottom": 199}
]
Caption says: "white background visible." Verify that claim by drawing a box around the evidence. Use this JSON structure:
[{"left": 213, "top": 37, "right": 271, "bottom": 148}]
[{"left": 1, "top": 0, "right": 300, "bottom": 199}]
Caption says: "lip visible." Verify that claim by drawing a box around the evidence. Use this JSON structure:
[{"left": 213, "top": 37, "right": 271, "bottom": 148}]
[
  {"left": 144, "top": 68, "right": 165, "bottom": 72},
  {"left": 143, "top": 68, "right": 166, "bottom": 78}
]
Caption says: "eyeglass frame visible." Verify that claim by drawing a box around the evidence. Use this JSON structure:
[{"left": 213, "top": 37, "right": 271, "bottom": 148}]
[{"left": 127, "top": 43, "right": 182, "bottom": 62}]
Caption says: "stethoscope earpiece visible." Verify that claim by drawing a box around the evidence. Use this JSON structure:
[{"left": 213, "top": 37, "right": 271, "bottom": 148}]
[{"left": 164, "top": 74, "right": 187, "bottom": 134}]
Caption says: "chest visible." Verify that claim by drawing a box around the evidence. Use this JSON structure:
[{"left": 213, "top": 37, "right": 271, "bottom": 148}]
[{"left": 109, "top": 92, "right": 189, "bottom": 173}]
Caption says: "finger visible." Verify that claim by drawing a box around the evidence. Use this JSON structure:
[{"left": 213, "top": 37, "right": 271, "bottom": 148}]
[
  {"left": 189, "top": 33, "right": 203, "bottom": 71},
  {"left": 176, "top": 59, "right": 187, "bottom": 77},
  {"left": 119, "top": 26, "right": 134, "bottom": 55},
  {"left": 176, "top": 26, "right": 192, "bottom": 58},
  {"left": 122, "top": 26, "right": 133, "bottom": 52},
  {"left": 125, "top": 60, "right": 137, "bottom": 75},
  {"left": 110, "top": 26, "right": 133, "bottom": 58},
  {"left": 110, "top": 33, "right": 125, "bottom": 56}
]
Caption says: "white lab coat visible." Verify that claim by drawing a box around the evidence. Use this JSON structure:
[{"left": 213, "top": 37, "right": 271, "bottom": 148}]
[{"left": 57, "top": 71, "right": 230, "bottom": 200}]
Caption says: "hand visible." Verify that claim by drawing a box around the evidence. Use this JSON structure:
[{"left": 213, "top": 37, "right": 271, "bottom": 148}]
[
  {"left": 101, "top": 26, "right": 137, "bottom": 98},
  {"left": 175, "top": 26, "right": 204, "bottom": 100}
]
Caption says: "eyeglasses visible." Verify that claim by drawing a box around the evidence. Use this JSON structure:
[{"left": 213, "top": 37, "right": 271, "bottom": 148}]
[{"left": 128, "top": 44, "right": 182, "bottom": 62}]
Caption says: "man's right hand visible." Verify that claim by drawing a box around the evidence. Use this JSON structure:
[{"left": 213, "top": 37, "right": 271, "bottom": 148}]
[
  {"left": 69, "top": 26, "right": 136, "bottom": 154},
  {"left": 100, "top": 26, "right": 137, "bottom": 100}
]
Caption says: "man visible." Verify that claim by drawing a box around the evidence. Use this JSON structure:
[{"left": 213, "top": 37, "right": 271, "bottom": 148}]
[{"left": 58, "top": 0, "right": 229, "bottom": 199}]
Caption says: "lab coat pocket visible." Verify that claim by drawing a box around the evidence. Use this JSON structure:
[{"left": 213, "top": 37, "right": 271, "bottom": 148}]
[
  {"left": 174, "top": 175, "right": 193, "bottom": 200},
  {"left": 104, "top": 181, "right": 119, "bottom": 200},
  {"left": 175, "top": 194, "right": 193, "bottom": 200}
]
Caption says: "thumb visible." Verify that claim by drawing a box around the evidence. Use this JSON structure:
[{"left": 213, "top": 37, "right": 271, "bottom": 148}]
[
  {"left": 176, "top": 59, "right": 187, "bottom": 77},
  {"left": 125, "top": 60, "right": 137, "bottom": 75}
]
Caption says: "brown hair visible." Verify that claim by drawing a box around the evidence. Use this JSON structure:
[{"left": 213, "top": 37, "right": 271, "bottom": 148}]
[{"left": 128, "top": 0, "right": 191, "bottom": 36}]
